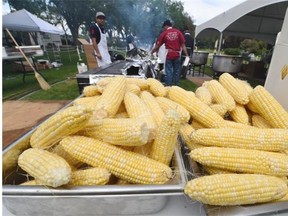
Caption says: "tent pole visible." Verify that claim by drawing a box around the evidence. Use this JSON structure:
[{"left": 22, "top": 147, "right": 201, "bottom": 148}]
[{"left": 217, "top": 32, "right": 223, "bottom": 54}]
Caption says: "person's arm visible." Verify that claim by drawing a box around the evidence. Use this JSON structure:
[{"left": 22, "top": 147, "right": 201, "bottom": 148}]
[
  {"left": 90, "top": 25, "right": 102, "bottom": 60},
  {"left": 92, "top": 37, "right": 102, "bottom": 60},
  {"left": 181, "top": 43, "right": 189, "bottom": 57}
]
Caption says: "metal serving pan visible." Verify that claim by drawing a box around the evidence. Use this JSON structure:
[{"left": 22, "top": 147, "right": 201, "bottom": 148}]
[
  {"left": 2, "top": 100, "right": 188, "bottom": 216},
  {"left": 180, "top": 140, "right": 288, "bottom": 216}
]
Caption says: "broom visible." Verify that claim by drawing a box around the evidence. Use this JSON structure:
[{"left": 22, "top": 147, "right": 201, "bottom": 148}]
[{"left": 6, "top": 28, "right": 51, "bottom": 90}]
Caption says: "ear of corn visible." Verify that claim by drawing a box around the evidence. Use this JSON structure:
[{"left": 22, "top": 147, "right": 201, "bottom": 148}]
[
  {"left": 184, "top": 174, "right": 288, "bottom": 206},
  {"left": 83, "top": 118, "right": 150, "bottom": 146},
  {"left": 18, "top": 148, "right": 72, "bottom": 188},
  {"left": 190, "top": 147, "right": 288, "bottom": 176},
  {"left": 252, "top": 114, "right": 272, "bottom": 128},
  {"left": 179, "top": 124, "right": 204, "bottom": 150},
  {"left": 126, "top": 77, "right": 148, "bottom": 90},
  {"left": 190, "top": 128, "right": 288, "bottom": 152},
  {"left": 203, "top": 166, "right": 234, "bottom": 175},
  {"left": 150, "top": 110, "right": 181, "bottom": 165},
  {"left": 156, "top": 96, "right": 190, "bottom": 123},
  {"left": 126, "top": 83, "right": 141, "bottom": 95},
  {"left": 68, "top": 168, "right": 111, "bottom": 186},
  {"left": 147, "top": 78, "right": 167, "bottom": 97},
  {"left": 221, "top": 120, "right": 255, "bottom": 129},
  {"left": 20, "top": 180, "right": 38, "bottom": 186},
  {"left": 203, "top": 80, "right": 236, "bottom": 111},
  {"left": 195, "top": 86, "right": 212, "bottom": 105},
  {"left": 219, "top": 73, "right": 249, "bottom": 105},
  {"left": 73, "top": 96, "right": 101, "bottom": 107},
  {"left": 229, "top": 103, "right": 250, "bottom": 125},
  {"left": 236, "top": 79, "right": 254, "bottom": 95},
  {"left": 249, "top": 85, "right": 288, "bottom": 129},
  {"left": 209, "top": 104, "right": 228, "bottom": 118},
  {"left": 82, "top": 85, "right": 101, "bottom": 97},
  {"left": 94, "top": 76, "right": 126, "bottom": 117},
  {"left": 191, "top": 120, "right": 206, "bottom": 130},
  {"left": 60, "top": 136, "right": 172, "bottom": 184},
  {"left": 140, "top": 91, "right": 165, "bottom": 126},
  {"left": 168, "top": 86, "right": 226, "bottom": 128},
  {"left": 124, "top": 92, "right": 157, "bottom": 141},
  {"left": 30, "top": 106, "right": 92, "bottom": 149},
  {"left": 133, "top": 141, "right": 153, "bottom": 157}
]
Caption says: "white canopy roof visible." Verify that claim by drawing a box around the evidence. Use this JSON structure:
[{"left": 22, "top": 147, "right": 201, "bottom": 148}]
[
  {"left": 195, "top": 0, "right": 288, "bottom": 44},
  {"left": 2, "top": 9, "right": 64, "bottom": 35}
]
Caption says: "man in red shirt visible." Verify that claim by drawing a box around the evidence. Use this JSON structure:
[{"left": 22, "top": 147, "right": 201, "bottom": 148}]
[{"left": 151, "top": 20, "right": 189, "bottom": 86}]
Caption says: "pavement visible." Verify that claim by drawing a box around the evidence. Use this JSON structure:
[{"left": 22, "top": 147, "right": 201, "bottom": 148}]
[{"left": 2, "top": 73, "right": 211, "bottom": 149}]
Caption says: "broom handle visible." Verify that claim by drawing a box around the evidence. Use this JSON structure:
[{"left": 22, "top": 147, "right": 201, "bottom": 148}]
[{"left": 5, "top": 28, "right": 38, "bottom": 73}]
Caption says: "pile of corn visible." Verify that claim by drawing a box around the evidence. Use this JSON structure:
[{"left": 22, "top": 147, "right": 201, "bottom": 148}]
[{"left": 9, "top": 73, "right": 288, "bottom": 207}]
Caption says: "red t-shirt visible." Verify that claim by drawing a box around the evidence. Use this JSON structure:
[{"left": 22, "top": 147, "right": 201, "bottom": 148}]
[{"left": 157, "top": 27, "right": 185, "bottom": 60}]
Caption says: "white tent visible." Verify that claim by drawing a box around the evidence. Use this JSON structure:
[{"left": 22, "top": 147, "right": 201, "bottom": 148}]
[
  {"left": 195, "top": 0, "right": 288, "bottom": 52},
  {"left": 2, "top": 9, "right": 64, "bottom": 35}
]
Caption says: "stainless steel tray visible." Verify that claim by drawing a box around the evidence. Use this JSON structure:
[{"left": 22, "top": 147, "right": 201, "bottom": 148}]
[
  {"left": 179, "top": 139, "right": 288, "bottom": 216},
  {"left": 2, "top": 100, "right": 188, "bottom": 216}
]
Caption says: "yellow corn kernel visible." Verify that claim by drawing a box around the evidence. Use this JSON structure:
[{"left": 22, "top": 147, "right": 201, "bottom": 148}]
[
  {"left": 221, "top": 120, "right": 255, "bottom": 129},
  {"left": 82, "top": 85, "right": 101, "bottom": 97},
  {"left": 252, "top": 114, "right": 272, "bottom": 128},
  {"left": 84, "top": 118, "right": 149, "bottom": 146},
  {"left": 209, "top": 104, "right": 228, "bottom": 118},
  {"left": 190, "top": 128, "right": 288, "bottom": 152},
  {"left": 60, "top": 136, "right": 172, "bottom": 184},
  {"left": 203, "top": 166, "right": 234, "bottom": 175},
  {"left": 203, "top": 80, "right": 236, "bottom": 111},
  {"left": 184, "top": 174, "right": 287, "bottom": 206},
  {"left": 249, "top": 85, "right": 288, "bottom": 129},
  {"left": 150, "top": 110, "right": 181, "bottom": 165},
  {"left": 168, "top": 86, "right": 226, "bottom": 128},
  {"left": 18, "top": 148, "right": 72, "bottom": 188},
  {"left": 30, "top": 106, "right": 92, "bottom": 149},
  {"left": 179, "top": 123, "right": 204, "bottom": 150},
  {"left": 229, "top": 103, "right": 250, "bottom": 125},
  {"left": 73, "top": 96, "right": 101, "bottom": 107},
  {"left": 147, "top": 78, "right": 167, "bottom": 97},
  {"left": 140, "top": 91, "right": 165, "bottom": 126},
  {"left": 50, "top": 143, "right": 83, "bottom": 169},
  {"left": 68, "top": 168, "right": 111, "bottom": 186},
  {"left": 190, "top": 147, "right": 288, "bottom": 176},
  {"left": 237, "top": 79, "right": 254, "bottom": 95},
  {"left": 195, "top": 86, "right": 212, "bottom": 105},
  {"left": 156, "top": 96, "right": 190, "bottom": 123},
  {"left": 126, "top": 77, "right": 148, "bottom": 90},
  {"left": 219, "top": 73, "right": 250, "bottom": 105},
  {"left": 126, "top": 83, "right": 141, "bottom": 95},
  {"left": 124, "top": 92, "right": 157, "bottom": 141},
  {"left": 191, "top": 120, "right": 206, "bottom": 129},
  {"left": 94, "top": 76, "right": 126, "bottom": 118}
]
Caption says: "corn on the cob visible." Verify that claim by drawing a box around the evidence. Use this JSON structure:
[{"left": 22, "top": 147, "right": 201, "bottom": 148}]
[
  {"left": 126, "top": 83, "right": 141, "bottom": 95},
  {"left": 252, "top": 114, "right": 272, "bottom": 128},
  {"left": 147, "top": 78, "right": 167, "bottom": 97},
  {"left": 30, "top": 106, "right": 92, "bottom": 149},
  {"left": 82, "top": 85, "right": 101, "bottom": 97},
  {"left": 229, "top": 103, "right": 250, "bottom": 125},
  {"left": 190, "top": 147, "right": 288, "bottom": 176},
  {"left": 133, "top": 141, "right": 153, "bottom": 157},
  {"left": 168, "top": 86, "right": 226, "bottom": 128},
  {"left": 20, "top": 180, "right": 38, "bottom": 185},
  {"left": 203, "top": 166, "right": 234, "bottom": 175},
  {"left": 203, "top": 80, "right": 236, "bottom": 111},
  {"left": 140, "top": 91, "right": 165, "bottom": 126},
  {"left": 73, "top": 96, "right": 100, "bottom": 107},
  {"left": 18, "top": 148, "right": 72, "bottom": 188},
  {"left": 190, "top": 128, "right": 288, "bottom": 152},
  {"left": 195, "top": 86, "right": 212, "bottom": 105},
  {"left": 184, "top": 174, "right": 287, "bottom": 206},
  {"left": 94, "top": 76, "right": 126, "bottom": 117},
  {"left": 191, "top": 120, "right": 206, "bottom": 129},
  {"left": 179, "top": 123, "right": 204, "bottom": 150},
  {"left": 236, "top": 79, "right": 254, "bottom": 95},
  {"left": 124, "top": 92, "right": 157, "bottom": 141},
  {"left": 246, "top": 101, "right": 259, "bottom": 113},
  {"left": 68, "top": 168, "right": 111, "bottom": 186},
  {"left": 126, "top": 78, "right": 148, "bottom": 90},
  {"left": 219, "top": 73, "right": 250, "bottom": 105},
  {"left": 221, "top": 120, "right": 255, "bottom": 129},
  {"left": 83, "top": 118, "right": 149, "bottom": 146},
  {"left": 60, "top": 136, "right": 172, "bottom": 184},
  {"left": 156, "top": 96, "right": 190, "bottom": 123},
  {"left": 249, "top": 85, "right": 288, "bottom": 128},
  {"left": 209, "top": 104, "right": 228, "bottom": 118},
  {"left": 150, "top": 110, "right": 181, "bottom": 165}
]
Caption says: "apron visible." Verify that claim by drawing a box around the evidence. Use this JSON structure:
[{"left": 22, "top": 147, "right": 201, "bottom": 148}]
[{"left": 95, "top": 24, "right": 111, "bottom": 67}]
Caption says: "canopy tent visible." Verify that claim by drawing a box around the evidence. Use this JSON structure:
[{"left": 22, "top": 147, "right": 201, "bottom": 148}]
[
  {"left": 2, "top": 9, "right": 64, "bottom": 35},
  {"left": 195, "top": 0, "right": 288, "bottom": 52}
]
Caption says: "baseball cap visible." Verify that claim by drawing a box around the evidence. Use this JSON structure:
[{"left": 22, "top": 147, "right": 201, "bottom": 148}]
[
  {"left": 162, "top": 20, "right": 172, "bottom": 28},
  {"left": 96, "top": 12, "right": 106, "bottom": 18}
]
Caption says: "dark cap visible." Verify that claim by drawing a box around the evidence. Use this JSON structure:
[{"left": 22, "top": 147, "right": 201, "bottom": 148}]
[
  {"left": 96, "top": 12, "right": 105, "bottom": 18},
  {"left": 162, "top": 20, "right": 172, "bottom": 28}
]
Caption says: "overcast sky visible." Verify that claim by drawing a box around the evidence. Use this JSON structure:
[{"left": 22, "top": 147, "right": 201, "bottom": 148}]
[{"left": 2, "top": 0, "right": 247, "bottom": 25}]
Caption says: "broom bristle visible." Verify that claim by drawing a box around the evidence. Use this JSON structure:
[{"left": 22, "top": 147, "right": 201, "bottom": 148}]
[{"left": 35, "top": 72, "right": 51, "bottom": 90}]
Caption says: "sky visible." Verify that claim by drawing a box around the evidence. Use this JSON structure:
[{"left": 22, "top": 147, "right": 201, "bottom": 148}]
[{"left": 2, "top": 0, "right": 247, "bottom": 26}]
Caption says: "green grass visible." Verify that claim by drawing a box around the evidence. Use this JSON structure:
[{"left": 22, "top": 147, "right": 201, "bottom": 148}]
[{"left": 179, "top": 79, "right": 198, "bottom": 92}]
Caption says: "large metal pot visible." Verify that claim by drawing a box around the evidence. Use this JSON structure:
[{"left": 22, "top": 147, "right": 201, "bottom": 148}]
[
  {"left": 212, "top": 55, "right": 243, "bottom": 77},
  {"left": 190, "top": 51, "right": 209, "bottom": 66}
]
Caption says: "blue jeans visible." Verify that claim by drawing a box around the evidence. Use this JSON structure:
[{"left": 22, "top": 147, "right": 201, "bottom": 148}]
[{"left": 165, "top": 57, "right": 181, "bottom": 86}]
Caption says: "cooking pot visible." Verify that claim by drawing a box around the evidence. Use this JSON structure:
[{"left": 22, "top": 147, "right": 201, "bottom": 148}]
[
  {"left": 212, "top": 55, "right": 243, "bottom": 77},
  {"left": 190, "top": 51, "right": 209, "bottom": 66}
]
